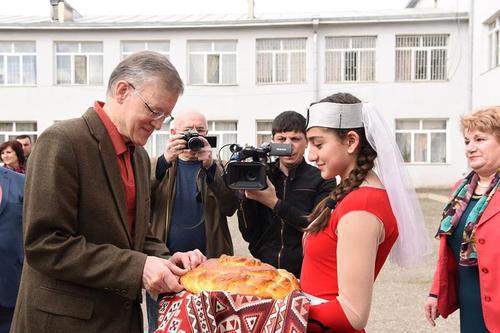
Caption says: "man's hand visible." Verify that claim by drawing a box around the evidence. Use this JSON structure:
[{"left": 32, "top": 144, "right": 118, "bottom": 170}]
[
  {"left": 244, "top": 177, "right": 279, "bottom": 209},
  {"left": 169, "top": 249, "right": 206, "bottom": 271},
  {"left": 164, "top": 134, "right": 188, "bottom": 164},
  {"left": 424, "top": 296, "right": 440, "bottom": 326},
  {"left": 195, "top": 137, "right": 214, "bottom": 169},
  {"left": 142, "top": 256, "right": 187, "bottom": 295}
]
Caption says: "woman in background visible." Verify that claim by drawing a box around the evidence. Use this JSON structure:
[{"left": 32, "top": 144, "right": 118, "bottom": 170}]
[
  {"left": 424, "top": 106, "right": 500, "bottom": 332},
  {"left": 301, "top": 92, "right": 430, "bottom": 332},
  {"left": 0, "top": 141, "right": 25, "bottom": 174},
  {"left": 0, "top": 167, "right": 25, "bottom": 333}
]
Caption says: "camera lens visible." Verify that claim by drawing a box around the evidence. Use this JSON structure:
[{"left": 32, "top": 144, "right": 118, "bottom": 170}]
[
  {"left": 187, "top": 137, "right": 204, "bottom": 152},
  {"left": 245, "top": 170, "right": 257, "bottom": 182}
]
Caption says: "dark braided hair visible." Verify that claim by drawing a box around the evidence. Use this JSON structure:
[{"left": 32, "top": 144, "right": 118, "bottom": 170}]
[{"left": 306, "top": 93, "right": 377, "bottom": 234}]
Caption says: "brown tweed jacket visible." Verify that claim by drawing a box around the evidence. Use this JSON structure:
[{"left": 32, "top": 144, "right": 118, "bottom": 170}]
[{"left": 10, "top": 108, "right": 169, "bottom": 333}]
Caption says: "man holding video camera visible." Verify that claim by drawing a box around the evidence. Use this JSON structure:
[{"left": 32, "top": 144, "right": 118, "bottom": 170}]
[
  {"left": 147, "top": 109, "right": 238, "bottom": 332},
  {"left": 237, "top": 111, "right": 336, "bottom": 278}
]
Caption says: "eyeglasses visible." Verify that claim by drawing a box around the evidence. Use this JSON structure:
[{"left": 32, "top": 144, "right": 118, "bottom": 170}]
[{"left": 128, "top": 82, "right": 174, "bottom": 123}]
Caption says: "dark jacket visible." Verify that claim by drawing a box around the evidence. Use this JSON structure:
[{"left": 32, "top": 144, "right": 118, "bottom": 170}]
[
  {"left": 237, "top": 159, "right": 335, "bottom": 277},
  {"left": 0, "top": 168, "right": 25, "bottom": 308},
  {"left": 11, "top": 109, "right": 169, "bottom": 333},
  {"left": 150, "top": 156, "right": 238, "bottom": 258}
]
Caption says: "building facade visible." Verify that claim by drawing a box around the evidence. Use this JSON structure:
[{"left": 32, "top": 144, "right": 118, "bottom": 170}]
[
  {"left": 0, "top": 2, "right": 476, "bottom": 187},
  {"left": 471, "top": 1, "right": 500, "bottom": 108}
]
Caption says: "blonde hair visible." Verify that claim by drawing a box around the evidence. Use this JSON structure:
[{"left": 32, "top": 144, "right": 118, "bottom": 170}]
[{"left": 460, "top": 106, "right": 500, "bottom": 139}]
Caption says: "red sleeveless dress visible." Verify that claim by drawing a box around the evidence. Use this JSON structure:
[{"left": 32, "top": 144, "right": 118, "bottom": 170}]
[{"left": 301, "top": 187, "right": 398, "bottom": 332}]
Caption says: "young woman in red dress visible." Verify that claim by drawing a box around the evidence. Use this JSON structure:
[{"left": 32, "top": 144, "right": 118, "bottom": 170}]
[{"left": 301, "top": 93, "right": 430, "bottom": 332}]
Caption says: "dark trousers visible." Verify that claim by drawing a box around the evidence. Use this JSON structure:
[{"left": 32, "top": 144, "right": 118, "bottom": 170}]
[
  {"left": 0, "top": 306, "right": 14, "bottom": 333},
  {"left": 146, "top": 293, "right": 159, "bottom": 333}
]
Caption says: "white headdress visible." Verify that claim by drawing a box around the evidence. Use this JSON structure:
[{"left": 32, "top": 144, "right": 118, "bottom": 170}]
[{"left": 307, "top": 102, "right": 431, "bottom": 267}]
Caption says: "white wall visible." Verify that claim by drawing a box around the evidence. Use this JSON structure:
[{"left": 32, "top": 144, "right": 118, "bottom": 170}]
[
  {"left": 472, "top": 1, "right": 500, "bottom": 108},
  {"left": 315, "top": 20, "right": 470, "bottom": 188},
  {"left": 0, "top": 16, "right": 470, "bottom": 188}
]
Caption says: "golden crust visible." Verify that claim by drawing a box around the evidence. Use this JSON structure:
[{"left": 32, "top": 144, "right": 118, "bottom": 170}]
[{"left": 180, "top": 255, "right": 300, "bottom": 299}]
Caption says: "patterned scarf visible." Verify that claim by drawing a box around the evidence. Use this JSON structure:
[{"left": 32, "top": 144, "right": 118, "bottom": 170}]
[{"left": 437, "top": 171, "right": 499, "bottom": 266}]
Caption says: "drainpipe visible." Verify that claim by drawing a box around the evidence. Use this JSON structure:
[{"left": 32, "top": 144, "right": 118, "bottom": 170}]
[
  {"left": 467, "top": 0, "right": 474, "bottom": 111},
  {"left": 312, "top": 18, "right": 320, "bottom": 101}
]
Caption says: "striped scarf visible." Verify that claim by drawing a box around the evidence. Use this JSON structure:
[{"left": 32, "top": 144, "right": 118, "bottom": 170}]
[{"left": 437, "top": 171, "right": 499, "bottom": 266}]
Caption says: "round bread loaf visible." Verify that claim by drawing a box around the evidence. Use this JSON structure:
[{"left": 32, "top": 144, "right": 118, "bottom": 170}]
[{"left": 180, "top": 255, "right": 300, "bottom": 299}]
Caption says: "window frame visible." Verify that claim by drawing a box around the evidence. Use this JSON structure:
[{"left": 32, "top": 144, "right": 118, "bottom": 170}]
[
  {"left": 120, "top": 40, "right": 171, "bottom": 60},
  {"left": 54, "top": 41, "right": 104, "bottom": 86},
  {"left": 0, "top": 120, "right": 38, "bottom": 143},
  {"left": 207, "top": 120, "right": 238, "bottom": 161},
  {"left": 395, "top": 34, "right": 448, "bottom": 82},
  {"left": 488, "top": 17, "right": 500, "bottom": 70},
  {"left": 395, "top": 118, "right": 448, "bottom": 164},
  {"left": 256, "top": 38, "right": 307, "bottom": 84},
  {"left": 324, "top": 36, "right": 377, "bottom": 83},
  {"left": 187, "top": 40, "right": 237, "bottom": 86},
  {"left": 0, "top": 41, "right": 37, "bottom": 86},
  {"left": 256, "top": 120, "right": 273, "bottom": 146}
]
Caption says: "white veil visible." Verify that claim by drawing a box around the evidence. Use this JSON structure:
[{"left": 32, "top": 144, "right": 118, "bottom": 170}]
[{"left": 362, "top": 103, "right": 432, "bottom": 267}]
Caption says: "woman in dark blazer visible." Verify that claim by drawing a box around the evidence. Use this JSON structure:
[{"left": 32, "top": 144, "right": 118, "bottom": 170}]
[{"left": 0, "top": 167, "right": 24, "bottom": 333}]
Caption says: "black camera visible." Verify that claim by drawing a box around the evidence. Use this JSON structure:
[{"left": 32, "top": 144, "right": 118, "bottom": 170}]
[
  {"left": 224, "top": 142, "right": 293, "bottom": 190},
  {"left": 181, "top": 130, "right": 217, "bottom": 152}
]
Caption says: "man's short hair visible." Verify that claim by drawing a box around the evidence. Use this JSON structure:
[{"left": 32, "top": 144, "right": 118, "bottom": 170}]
[
  {"left": 272, "top": 110, "right": 306, "bottom": 136},
  {"left": 15, "top": 134, "right": 32, "bottom": 142},
  {"left": 107, "top": 50, "right": 184, "bottom": 98}
]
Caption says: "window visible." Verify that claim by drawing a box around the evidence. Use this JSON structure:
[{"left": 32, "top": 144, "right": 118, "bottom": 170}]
[
  {"left": 55, "top": 41, "right": 103, "bottom": 85},
  {"left": 488, "top": 17, "right": 500, "bottom": 69},
  {"left": 144, "top": 122, "right": 171, "bottom": 157},
  {"left": 256, "top": 38, "right": 306, "bottom": 84},
  {"left": 0, "top": 41, "right": 36, "bottom": 85},
  {"left": 208, "top": 121, "right": 237, "bottom": 161},
  {"left": 395, "top": 119, "right": 447, "bottom": 164},
  {"left": 0, "top": 121, "right": 37, "bottom": 143},
  {"left": 121, "top": 40, "right": 170, "bottom": 59},
  {"left": 325, "top": 36, "right": 376, "bottom": 82},
  {"left": 188, "top": 40, "right": 237, "bottom": 85},
  {"left": 395, "top": 35, "right": 448, "bottom": 81},
  {"left": 256, "top": 120, "right": 272, "bottom": 146}
]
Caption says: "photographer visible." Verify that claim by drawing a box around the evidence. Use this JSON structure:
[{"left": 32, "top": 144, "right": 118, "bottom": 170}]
[
  {"left": 237, "top": 111, "right": 336, "bottom": 278},
  {"left": 147, "top": 109, "right": 238, "bottom": 332}
]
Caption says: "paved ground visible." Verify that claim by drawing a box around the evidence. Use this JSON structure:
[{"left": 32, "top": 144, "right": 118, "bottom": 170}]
[
  {"left": 145, "top": 193, "right": 461, "bottom": 332},
  {"left": 229, "top": 194, "right": 461, "bottom": 332},
  {"left": 365, "top": 197, "right": 460, "bottom": 332}
]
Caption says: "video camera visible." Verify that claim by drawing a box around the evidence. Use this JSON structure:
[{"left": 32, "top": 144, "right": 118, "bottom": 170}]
[
  {"left": 223, "top": 142, "right": 292, "bottom": 190},
  {"left": 181, "top": 130, "right": 217, "bottom": 152}
]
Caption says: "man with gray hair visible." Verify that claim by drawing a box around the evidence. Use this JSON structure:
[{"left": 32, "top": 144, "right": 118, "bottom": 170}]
[
  {"left": 10, "top": 51, "right": 205, "bottom": 333},
  {"left": 147, "top": 109, "right": 238, "bottom": 332}
]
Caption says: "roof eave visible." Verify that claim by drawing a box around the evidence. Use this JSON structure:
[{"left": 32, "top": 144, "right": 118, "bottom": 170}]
[{"left": 0, "top": 12, "right": 469, "bottom": 30}]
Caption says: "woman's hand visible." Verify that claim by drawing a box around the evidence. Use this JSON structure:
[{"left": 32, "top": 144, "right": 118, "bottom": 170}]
[{"left": 424, "top": 296, "right": 440, "bottom": 326}]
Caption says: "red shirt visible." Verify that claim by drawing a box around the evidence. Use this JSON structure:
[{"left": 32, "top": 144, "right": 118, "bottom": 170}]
[
  {"left": 94, "top": 101, "right": 136, "bottom": 238},
  {"left": 301, "top": 187, "right": 398, "bottom": 332}
]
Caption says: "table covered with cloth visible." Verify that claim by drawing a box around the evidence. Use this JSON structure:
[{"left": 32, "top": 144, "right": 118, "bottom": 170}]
[{"left": 155, "top": 290, "right": 310, "bottom": 333}]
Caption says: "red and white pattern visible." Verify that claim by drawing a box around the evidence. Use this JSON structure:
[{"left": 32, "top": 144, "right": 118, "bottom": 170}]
[{"left": 156, "top": 290, "right": 310, "bottom": 333}]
